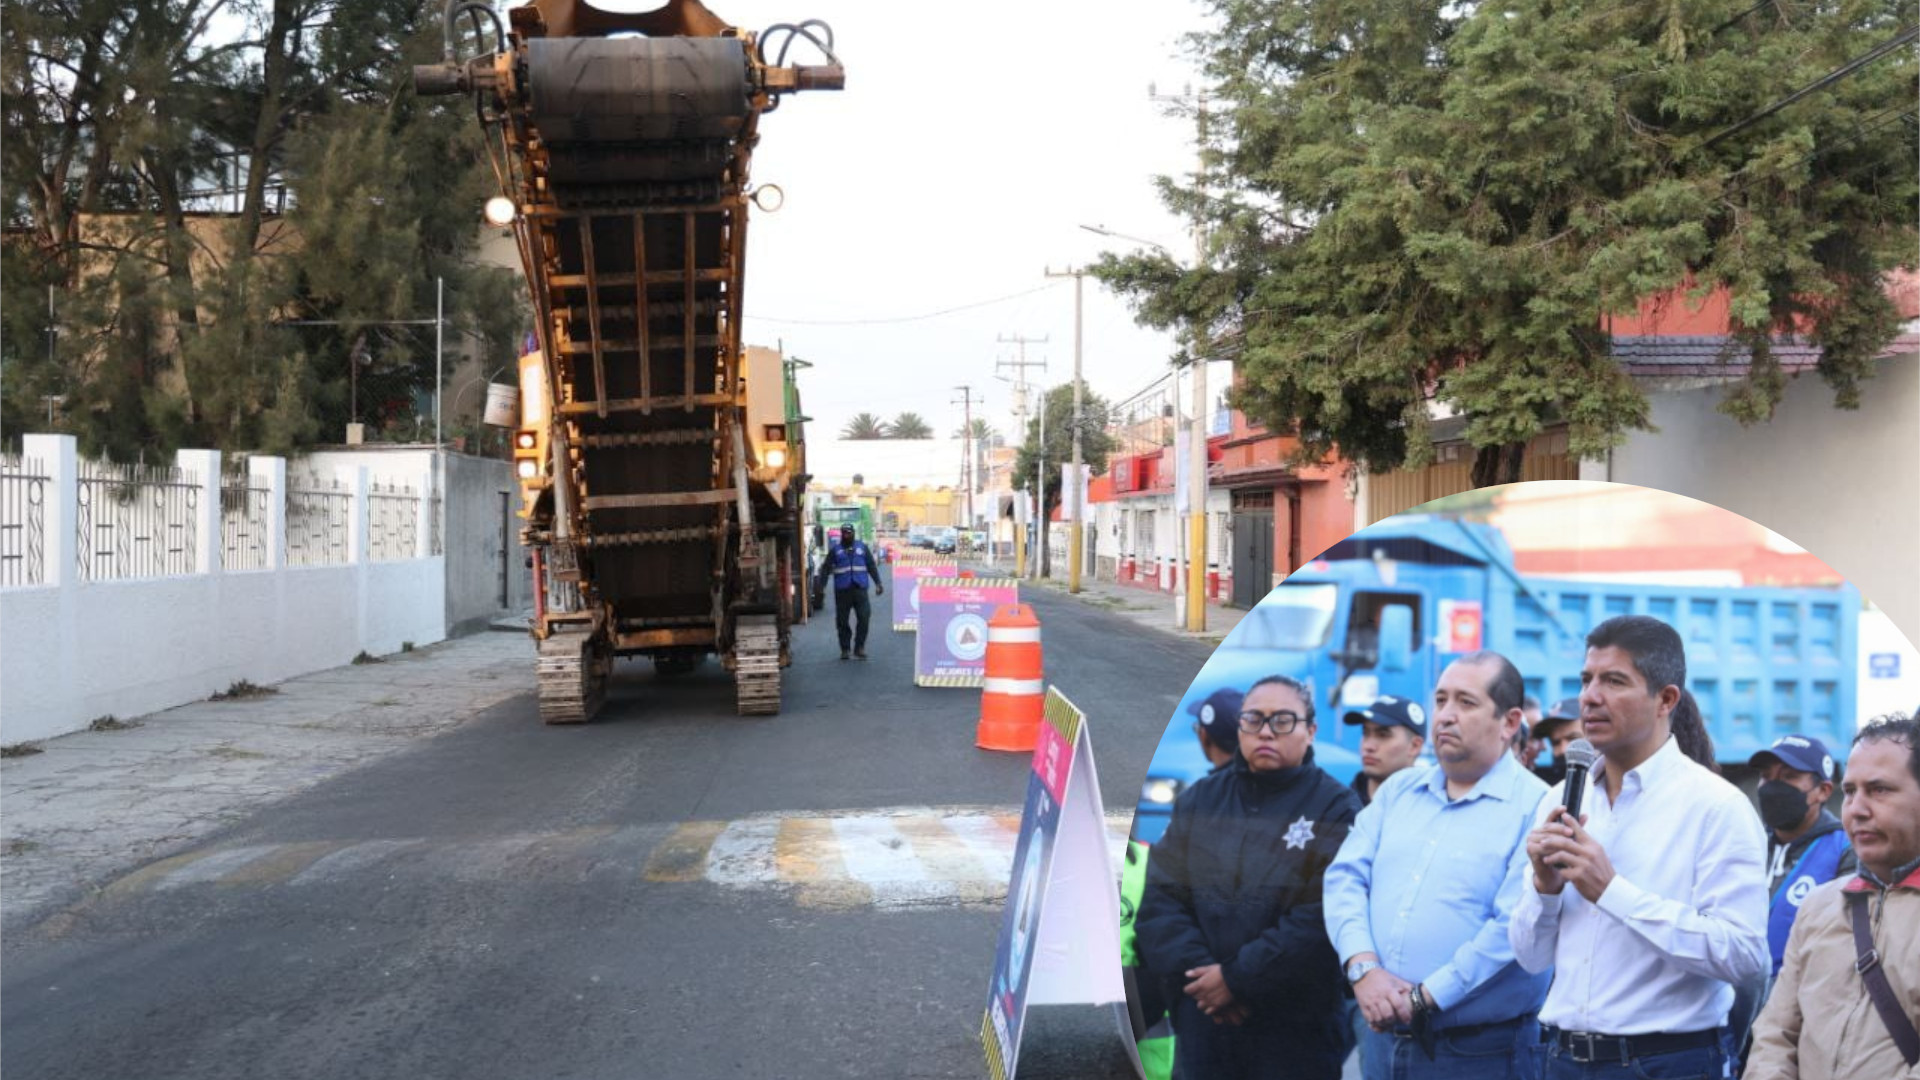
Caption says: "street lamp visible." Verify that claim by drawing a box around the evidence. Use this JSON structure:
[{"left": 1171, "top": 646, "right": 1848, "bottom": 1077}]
[{"left": 1079, "top": 222, "right": 1211, "bottom": 633}]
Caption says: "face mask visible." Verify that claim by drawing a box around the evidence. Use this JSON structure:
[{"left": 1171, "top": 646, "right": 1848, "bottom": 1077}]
[{"left": 1757, "top": 780, "right": 1813, "bottom": 834}]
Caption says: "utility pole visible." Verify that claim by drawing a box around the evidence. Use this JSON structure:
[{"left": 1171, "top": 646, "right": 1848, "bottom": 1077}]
[
  {"left": 995, "top": 333, "right": 1049, "bottom": 440},
  {"left": 996, "top": 334, "right": 1047, "bottom": 578},
  {"left": 1044, "top": 266, "right": 1087, "bottom": 594},
  {"left": 1036, "top": 387, "right": 1048, "bottom": 580},
  {"left": 434, "top": 275, "right": 445, "bottom": 444},
  {"left": 1148, "top": 81, "right": 1212, "bottom": 632},
  {"left": 952, "top": 385, "right": 975, "bottom": 536}
]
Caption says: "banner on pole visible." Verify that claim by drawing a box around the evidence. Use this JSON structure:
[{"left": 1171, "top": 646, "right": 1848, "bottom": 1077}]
[
  {"left": 980, "top": 689, "right": 1126, "bottom": 1080},
  {"left": 1058, "top": 464, "right": 1090, "bottom": 522},
  {"left": 891, "top": 561, "right": 958, "bottom": 631},
  {"left": 913, "top": 577, "right": 1017, "bottom": 687}
]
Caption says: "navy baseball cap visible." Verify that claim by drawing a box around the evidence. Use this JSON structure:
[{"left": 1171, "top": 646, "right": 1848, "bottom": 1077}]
[
  {"left": 1531, "top": 697, "right": 1582, "bottom": 738},
  {"left": 1342, "top": 695, "right": 1427, "bottom": 738},
  {"left": 1749, "top": 735, "right": 1837, "bottom": 781},
  {"left": 1189, "top": 688, "right": 1245, "bottom": 747}
]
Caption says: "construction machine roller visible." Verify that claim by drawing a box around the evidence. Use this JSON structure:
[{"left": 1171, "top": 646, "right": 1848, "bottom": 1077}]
[{"left": 415, "top": 0, "right": 841, "bottom": 721}]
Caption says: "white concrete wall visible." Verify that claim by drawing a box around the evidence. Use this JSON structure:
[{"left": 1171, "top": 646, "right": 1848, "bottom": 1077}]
[
  {"left": 1607, "top": 353, "right": 1920, "bottom": 643},
  {"left": 1859, "top": 606, "right": 1920, "bottom": 723},
  {"left": 1, "top": 436, "right": 446, "bottom": 745}
]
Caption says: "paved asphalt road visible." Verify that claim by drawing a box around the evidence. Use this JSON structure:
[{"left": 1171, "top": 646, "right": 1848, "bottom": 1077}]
[{"left": 2, "top": 586, "right": 1212, "bottom": 1079}]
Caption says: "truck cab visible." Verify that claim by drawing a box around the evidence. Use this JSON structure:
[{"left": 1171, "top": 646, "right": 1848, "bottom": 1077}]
[{"left": 1132, "top": 514, "right": 1860, "bottom": 843}]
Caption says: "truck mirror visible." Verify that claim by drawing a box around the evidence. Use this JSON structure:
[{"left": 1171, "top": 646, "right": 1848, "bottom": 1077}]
[{"left": 1379, "top": 604, "right": 1414, "bottom": 672}]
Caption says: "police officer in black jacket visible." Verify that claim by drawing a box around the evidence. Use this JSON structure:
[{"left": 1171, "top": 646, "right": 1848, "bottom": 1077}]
[{"left": 1136, "top": 673, "right": 1362, "bottom": 1080}]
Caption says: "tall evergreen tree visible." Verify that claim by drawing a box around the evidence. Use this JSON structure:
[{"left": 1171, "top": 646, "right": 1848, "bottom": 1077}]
[
  {"left": 1, "top": 0, "right": 523, "bottom": 457},
  {"left": 1093, "top": 0, "right": 1917, "bottom": 485}
]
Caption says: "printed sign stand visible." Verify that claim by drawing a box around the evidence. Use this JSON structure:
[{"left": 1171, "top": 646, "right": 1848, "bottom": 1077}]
[
  {"left": 891, "top": 560, "right": 958, "bottom": 631},
  {"left": 913, "top": 577, "right": 1016, "bottom": 687},
  {"left": 981, "top": 689, "right": 1127, "bottom": 1080}
]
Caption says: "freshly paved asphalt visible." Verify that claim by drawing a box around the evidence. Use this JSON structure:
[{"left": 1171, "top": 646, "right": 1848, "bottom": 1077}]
[{"left": 2, "top": 583, "right": 1214, "bottom": 1079}]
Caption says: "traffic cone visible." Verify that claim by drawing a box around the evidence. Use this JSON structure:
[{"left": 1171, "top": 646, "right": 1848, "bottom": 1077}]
[{"left": 977, "top": 604, "right": 1045, "bottom": 752}]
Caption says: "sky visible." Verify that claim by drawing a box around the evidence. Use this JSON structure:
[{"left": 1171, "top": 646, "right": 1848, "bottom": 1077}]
[{"left": 591, "top": 0, "right": 1217, "bottom": 446}]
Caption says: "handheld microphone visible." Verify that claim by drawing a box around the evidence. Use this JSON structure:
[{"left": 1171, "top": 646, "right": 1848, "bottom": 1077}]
[{"left": 1561, "top": 738, "right": 1597, "bottom": 822}]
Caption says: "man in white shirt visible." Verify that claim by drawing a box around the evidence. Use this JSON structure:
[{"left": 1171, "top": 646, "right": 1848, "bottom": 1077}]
[{"left": 1510, "top": 615, "right": 1769, "bottom": 1079}]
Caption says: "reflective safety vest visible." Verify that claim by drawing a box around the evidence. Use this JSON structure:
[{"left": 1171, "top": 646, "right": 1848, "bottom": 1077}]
[
  {"left": 1767, "top": 828, "right": 1851, "bottom": 975},
  {"left": 825, "top": 541, "right": 875, "bottom": 591},
  {"left": 1120, "top": 841, "right": 1175, "bottom": 1080}
]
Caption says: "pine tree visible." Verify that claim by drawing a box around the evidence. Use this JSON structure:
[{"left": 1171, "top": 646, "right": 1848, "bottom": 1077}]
[
  {"left": 0, "top": 0, "right": 524, "bottom": 457},
  {"left": 1092, "top": 0, "right": 1917, "bottom": 484}
]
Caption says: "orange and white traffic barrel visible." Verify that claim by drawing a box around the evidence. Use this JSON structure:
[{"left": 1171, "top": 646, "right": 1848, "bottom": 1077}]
[{"left": 977, "top": 604, "right": 1044, "bottom": 752}]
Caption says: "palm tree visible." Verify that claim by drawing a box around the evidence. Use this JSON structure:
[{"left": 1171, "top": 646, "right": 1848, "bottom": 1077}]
[
  {"left": 953, "top": 417, "right": 1002, "bottom": 447},
  {"left": 887, "top": 412, "right": 933, "bottom": 439},
  {"left": 842, "top": 412, "right": 886, "bottom": 440}
]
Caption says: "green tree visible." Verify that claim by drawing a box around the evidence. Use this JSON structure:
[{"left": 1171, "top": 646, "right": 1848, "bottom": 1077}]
[
  {"left": 1012, "top": 382, "right": 1116, "bottom": 577},
  {"left": 841, "top": 411, "right": 886, "bottom": 439},
  {"left": 0, "top": 0, "right": 523, "bottom": 457},
  {"left": 886, "top": 411, "right": 932, "bottom": 439},
  {"left": 1093, "top": 0, "right": 1917, "bottom": 486}
]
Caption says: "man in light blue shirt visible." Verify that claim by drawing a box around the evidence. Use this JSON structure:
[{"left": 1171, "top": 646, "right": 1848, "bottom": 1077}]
[{"left": 1326, "top": 650, "right": 1553, "bottom": 1080}]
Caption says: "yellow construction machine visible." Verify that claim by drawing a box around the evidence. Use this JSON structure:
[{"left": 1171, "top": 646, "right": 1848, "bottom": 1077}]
[{"left": 415, "top": 0, "right": 841, "bottom": 721}]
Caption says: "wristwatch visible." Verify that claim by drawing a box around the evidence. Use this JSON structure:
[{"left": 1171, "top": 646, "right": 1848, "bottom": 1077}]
[{"left": 1345, "top": 959, "right": 1382, "bottom": 984}]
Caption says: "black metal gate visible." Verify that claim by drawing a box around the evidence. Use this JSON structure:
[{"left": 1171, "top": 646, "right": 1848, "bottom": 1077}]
[{"left": 1230, "top": 489, "right": 1275, "bottom": 608}]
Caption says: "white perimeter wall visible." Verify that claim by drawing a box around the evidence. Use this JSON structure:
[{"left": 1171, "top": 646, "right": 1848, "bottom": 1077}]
[
  {"left": 1, "top": 560, "right": 443, "bottom": 743},
  {"left": 0, "top": 436, "right": 446, "bottom": 744},
  {"left": 1606, "top": 352, "right": 1920, "bottom": 643}
]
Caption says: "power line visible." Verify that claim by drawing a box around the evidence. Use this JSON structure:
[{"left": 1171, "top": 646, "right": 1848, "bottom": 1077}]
[
  {"left": 743, "top": 283, "right": 1063, "bottom": 326},
  {"left": 1701, "top": 24, "right": 1920, "bottom": 149}
]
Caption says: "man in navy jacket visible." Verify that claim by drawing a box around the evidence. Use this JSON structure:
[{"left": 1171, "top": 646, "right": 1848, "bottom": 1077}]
[{"left": 1136, "top": 673, "right": 1362, "bottom": 1080}]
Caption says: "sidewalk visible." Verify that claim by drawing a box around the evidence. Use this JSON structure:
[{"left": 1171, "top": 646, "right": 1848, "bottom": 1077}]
[
  {"left": 1, "top": 630, "right": 530, "bottom": 933},
  {"left": 963, "top": 561, "right": 1249, "bottom": 647}
]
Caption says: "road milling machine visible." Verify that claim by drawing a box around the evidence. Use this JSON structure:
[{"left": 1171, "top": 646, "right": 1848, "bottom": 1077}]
[{"left": 414, "top": 0, "right": 842, "bottom": 721}]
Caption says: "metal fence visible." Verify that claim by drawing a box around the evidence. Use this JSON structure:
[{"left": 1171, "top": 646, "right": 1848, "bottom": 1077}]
[
  {"left": 286, "top": 475, "right": 351, "bottom": 567},
  {"left": 1, "top": 456, "right": 48, "bottom": 587},
  {"left": 220, "top": 458, "right": 272, "bottom": 571},
  {"left": 367, "top": 479, "right": 420, "bottom": 562},
  {"left": 75, "top": 459, "right": 200, "bottom": 582}
]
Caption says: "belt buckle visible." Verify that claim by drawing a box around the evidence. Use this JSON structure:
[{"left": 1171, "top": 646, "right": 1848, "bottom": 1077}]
[
  {"left": 1566, "top": 1032, "right": 1597, "bottom": 1064},
  {"left": 1855, "top": 947, "right": 1881, "bottom": 975},
  {"left": 1565, "top": 1032, "right": 1624, "bottom": 1065}
]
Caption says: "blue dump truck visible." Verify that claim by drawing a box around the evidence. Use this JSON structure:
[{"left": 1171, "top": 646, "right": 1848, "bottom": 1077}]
[{"left": 1133, "top": 515, "right": 1861, "bottom": 843}]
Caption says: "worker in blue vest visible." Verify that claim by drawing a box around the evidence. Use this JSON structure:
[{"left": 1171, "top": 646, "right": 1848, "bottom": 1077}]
[
  {"left": 814, "top": 524, "right": 884, "bottom": 660},
  {"left": 1727, "top": 733, "right": 1855, "bottom": 1073}
]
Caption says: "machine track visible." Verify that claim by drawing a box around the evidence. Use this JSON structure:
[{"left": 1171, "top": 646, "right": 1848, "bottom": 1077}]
[
  {"left": 537, "top": 628, "right": 606, "bottom": 724},
  {"left": 733, "top": 615, "right": 782, "bottom": 716}
]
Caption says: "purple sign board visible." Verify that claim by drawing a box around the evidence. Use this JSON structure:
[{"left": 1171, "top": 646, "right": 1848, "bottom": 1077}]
[
  {"left": 890, "top": 561, "right": 957, "bottom": 631},
  {"left": 913, "top": 577, "right": 1017, "bottom": 687}
]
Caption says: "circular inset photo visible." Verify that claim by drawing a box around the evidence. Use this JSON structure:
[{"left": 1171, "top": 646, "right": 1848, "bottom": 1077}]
[{"left": 1121, "top": 480, "right": 1920, "bottom": 1079}]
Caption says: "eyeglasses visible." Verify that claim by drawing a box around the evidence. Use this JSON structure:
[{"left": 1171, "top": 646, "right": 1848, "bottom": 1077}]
[{"left": 1237, "top": 710, "right": 1306, "bottom": 735}]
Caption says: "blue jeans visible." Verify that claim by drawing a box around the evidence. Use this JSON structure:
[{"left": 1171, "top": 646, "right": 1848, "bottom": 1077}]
[
  {"left": 1361, "top": 1015, "right": 1540, "bottom": 1080},
  {"left": 1537, "top": 1030, "right": 1727, "bottom": 1080}
]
